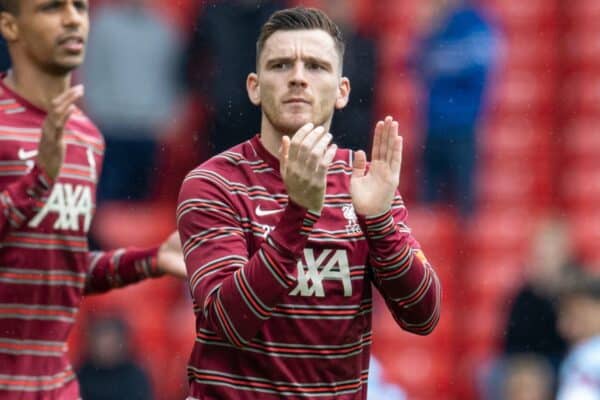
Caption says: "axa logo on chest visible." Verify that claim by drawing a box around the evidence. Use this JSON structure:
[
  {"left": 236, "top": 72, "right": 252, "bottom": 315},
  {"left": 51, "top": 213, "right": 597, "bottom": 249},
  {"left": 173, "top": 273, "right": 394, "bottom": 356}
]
[
  {"left": 290, "top": 248, "right": 352, "bottom": 297},
  {"left": 28, "top": 183, "right": 93, "bottom": 232}
]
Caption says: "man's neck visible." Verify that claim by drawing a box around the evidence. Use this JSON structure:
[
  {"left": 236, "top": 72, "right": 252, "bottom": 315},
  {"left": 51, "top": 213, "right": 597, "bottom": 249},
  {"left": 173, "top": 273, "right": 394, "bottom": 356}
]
[
  {"left": 4, "top": 64, "right": 71, "bottom": 111},
  {"left": 259, "top": 119, "right": 282, "bottom": 157}
]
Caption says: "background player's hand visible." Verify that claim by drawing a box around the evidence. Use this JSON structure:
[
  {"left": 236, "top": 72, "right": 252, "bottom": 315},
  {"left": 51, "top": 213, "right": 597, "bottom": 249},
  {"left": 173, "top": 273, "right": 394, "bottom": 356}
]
[
  {"left": 351, "top": 116, "right": 403, "bottom": 216},
  {"left": 37, "top": 85, "right": 84, "bottom": 179},
  {"left": 279, "top": 123, "right": 337, "bottom": 212},
  {"left": 157, "top": 232, "right": 187, "bottom": 279}
]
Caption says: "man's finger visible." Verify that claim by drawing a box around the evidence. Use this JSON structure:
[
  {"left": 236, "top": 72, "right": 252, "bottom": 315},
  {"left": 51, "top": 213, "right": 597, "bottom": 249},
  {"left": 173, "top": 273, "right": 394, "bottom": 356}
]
[
  {"left": 51, "top": 84, "right": 84, "bottom": 108},
  {"left": 315, "top": 143, "right": 337, "bottom": 181},
  {"left": 390, "top": 136, "right": 403, "bottom": 178},
  {"left": 312, "top": 132, "right": 333, "bottom": 160},
  {"left": 292, "top": 125, "right": 325, "bottom": 161},
  {"left": 48, "top": 89, "right": 84, "bottom": 140},
  {"left": 291, "top": 122, "right": 315, "bottom": 145},
  {"left": 305, "top": 131, "right": 331, "bottom": 172},
  {"left": 387, "top": 120, "right": 399, "bottom": 165},
  {"left": 352, "top": 150, "right": 367, "bottom": 178},
  {"left": 289, "top": 125, "right": 321, "bottom": 161},
  {"left": 381, "top": 116, "right": 393, "bottom": 163},
  {"left": 52, "top": 86, "right": 84, "bottom": 116},
  {"left": 50, "top": 86, "right": 84, "bottom": 120},
  {"left": 52, "top": 104, "right": 77, "bottom": 141},
  {"left": 279, "top": 135, "right": 291, "bottom": 175},
  {"left": 371, "top": 121, "right": 384, "bottom": 161}
]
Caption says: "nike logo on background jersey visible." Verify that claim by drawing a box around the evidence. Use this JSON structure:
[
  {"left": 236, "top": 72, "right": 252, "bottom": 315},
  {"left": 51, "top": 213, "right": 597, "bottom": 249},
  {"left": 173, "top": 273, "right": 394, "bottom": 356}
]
[
  {"left": 18, "top": 148, "right": 38, "bottom": 160},
  {"left": 255, "top": 205, "right": 284, "bottom": 217}
]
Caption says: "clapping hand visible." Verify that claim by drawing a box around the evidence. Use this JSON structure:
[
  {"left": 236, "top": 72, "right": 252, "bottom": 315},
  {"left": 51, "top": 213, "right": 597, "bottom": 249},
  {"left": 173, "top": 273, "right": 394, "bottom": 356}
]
[{"left": 351, "top": 116, "right": 403, "bottom": 216}]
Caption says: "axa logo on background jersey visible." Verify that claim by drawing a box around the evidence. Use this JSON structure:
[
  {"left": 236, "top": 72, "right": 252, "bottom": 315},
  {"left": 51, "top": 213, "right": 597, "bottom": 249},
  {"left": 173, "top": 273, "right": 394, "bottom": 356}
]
[
  {"left": 28, "top": 183, "right": 93, "bottom": 232},
  {"left": 290, "top": 248, "right": 352, "bottom": 297}
]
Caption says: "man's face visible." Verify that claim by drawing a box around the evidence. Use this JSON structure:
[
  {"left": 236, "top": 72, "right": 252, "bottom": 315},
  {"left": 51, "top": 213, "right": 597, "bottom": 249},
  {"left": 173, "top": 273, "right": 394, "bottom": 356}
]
[
  {"left": 558, "top": 296, "right": 600, "bottom": 344},
  {"left": 248, "top": 29, "right": 349, "bottom": 136},
  {"left": 7, "top": 0, "right": 89, "bottom": 75}
]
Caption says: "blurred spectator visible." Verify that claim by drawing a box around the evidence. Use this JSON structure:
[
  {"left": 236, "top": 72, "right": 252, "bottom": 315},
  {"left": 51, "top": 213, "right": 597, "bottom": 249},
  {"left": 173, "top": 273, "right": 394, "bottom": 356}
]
[
  {"left": 182, "top": 0, "right": 286, "bottom": 157},
  {"left": 556, "top": 273, "right": 600, "bottom": 400},
  {"left": 317, "top": 0, "right": 376, "bottom": 151},
  {"left": 367, "top": 356, "right": 406, "bottom": 400},
  {"left": 501, "top": 354, "right": 554, "bottom": 400},
  {"left": 417, "top": 0, "right": 498, "bottom": 215},
  {"left": 503, "top": 217, "right": 570, "bottom": 369},
  {"left": 83, "top": 0, "right": 182, "bottom": 201},
  {"left": 77, "top": 317, "right": 153, "bottom": 400}
]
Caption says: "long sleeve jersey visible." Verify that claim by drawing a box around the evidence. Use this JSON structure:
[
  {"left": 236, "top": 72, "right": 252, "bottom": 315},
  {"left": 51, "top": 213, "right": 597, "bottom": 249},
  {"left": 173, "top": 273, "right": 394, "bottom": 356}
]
[
  {"left": 0, "top": 79, "right": 162, "bottom": 399},
  {"left": 177, "top": 135, "right": 441, "bottom": 399}
]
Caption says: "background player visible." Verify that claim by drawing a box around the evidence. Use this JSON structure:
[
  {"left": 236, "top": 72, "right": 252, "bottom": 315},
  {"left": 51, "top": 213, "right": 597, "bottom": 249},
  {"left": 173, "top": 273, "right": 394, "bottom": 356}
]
[{"left": 0, "top": 0, "right": 185, "bottom": 398}]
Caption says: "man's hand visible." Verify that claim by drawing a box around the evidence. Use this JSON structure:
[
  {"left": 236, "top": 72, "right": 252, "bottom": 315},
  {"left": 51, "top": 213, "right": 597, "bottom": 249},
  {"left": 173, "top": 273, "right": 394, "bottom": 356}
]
[
  {"left": 351, "top": 116, "right": 403, "bottom": 216},
  {"left": 37, "top": 85, "right": 84, "bottom": 179},
  {"left": 279, "top": 123, "right": 337, "bottom": 212},
  {"left": 157, "top": 232, "right": 187, "bottom": 279}
]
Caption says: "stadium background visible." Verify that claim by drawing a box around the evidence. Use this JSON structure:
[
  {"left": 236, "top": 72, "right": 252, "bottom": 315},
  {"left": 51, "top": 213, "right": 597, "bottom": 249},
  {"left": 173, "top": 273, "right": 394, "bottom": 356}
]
[{"left": 44, "top": 0, "right": 600, "bottom": 398}]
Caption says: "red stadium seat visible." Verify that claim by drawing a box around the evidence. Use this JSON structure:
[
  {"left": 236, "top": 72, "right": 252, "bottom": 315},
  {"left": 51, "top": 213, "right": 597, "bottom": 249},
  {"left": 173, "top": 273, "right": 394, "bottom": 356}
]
[
  {"left": 561, "top": 73, "right": 600, "bottom": 116},
  {"left": 372, "top": 1, "right": 425, "bottom": 36},
  {"left": 502, "top": 38, "right": 557, "bottom": 71},
  {"left": 463, "top": 255, "right": 524, "bottom": 300},
  {"left": 562, "top": 118, "right": 600, "bottom": 165},
  {"left": 566, "top": 0, "right": 600, "bottom": 22},
  {"left": 466, "top": 208, "right": 537, "bottom": 257},
  {"left": 380, "top": 349, "right": 453, "bottom": 395},
  {"left": 478, "top": 118, "right": 552, "bottom": 161},
  {"left": 91, "top": 201, "right": 176, "bottom": 249},
  {"left": 378, "top": 32, "right": 415, "bottom": 74},
  {"left": 562, "top": 165, "right": 600, "bottom": 211},
  {"left": 564, "top": 28, "right": 600, "bottom": 71},
  {"left": 484, "top": 0, "right": 557, "bottom": 21},
  {"left": 488, "top": 71, "right": 555, "bottom": 114},
  {"left": 475, "top": 161, "right": 552, "bottom": 210}
]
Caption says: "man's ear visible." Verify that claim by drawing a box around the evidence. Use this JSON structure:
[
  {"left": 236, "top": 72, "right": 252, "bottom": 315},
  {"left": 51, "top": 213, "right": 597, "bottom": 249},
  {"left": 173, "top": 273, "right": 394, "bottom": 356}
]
[
  {"left": 246, "top": 72, "right": 261, "bottom": 106},
  {"left": 0, "top": 12, "right": 18, "bottom": 43},
  {"left": 335, "top": 77, "right": 350, "bottom": 109}
]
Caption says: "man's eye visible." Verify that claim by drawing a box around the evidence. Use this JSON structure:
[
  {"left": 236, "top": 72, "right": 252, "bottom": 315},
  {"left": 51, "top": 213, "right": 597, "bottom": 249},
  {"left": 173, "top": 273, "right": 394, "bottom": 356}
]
[
  {"left": 42, "top": 2, "right": 61, "bottom": 11},
  {"left": 74, "top": 1, "right": 88, "bottom": 11}
]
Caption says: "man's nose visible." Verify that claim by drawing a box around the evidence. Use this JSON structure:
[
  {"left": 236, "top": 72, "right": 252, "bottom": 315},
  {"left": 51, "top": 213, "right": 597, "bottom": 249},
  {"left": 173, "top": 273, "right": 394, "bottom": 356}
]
[
  {"left": 62, "top": 2, "right": 84, "bottom": 27},
  {"left": 289, "top": 63, "right": 308, "bottom": 88}
]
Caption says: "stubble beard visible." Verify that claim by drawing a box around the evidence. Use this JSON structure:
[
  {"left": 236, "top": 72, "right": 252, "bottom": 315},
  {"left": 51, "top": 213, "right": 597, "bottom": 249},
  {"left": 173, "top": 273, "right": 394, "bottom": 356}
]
[{"left": 263, "top": 104, "right": 332, "bottom": 137}]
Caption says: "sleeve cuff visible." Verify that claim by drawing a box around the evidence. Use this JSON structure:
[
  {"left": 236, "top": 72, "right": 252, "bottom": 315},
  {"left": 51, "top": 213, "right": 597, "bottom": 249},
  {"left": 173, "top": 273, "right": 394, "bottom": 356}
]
[
  {"left": 357, "top": 208, "right": 396, "bottom": 238},
  {"left": 133, "top": 246, "right": 163, "bottom": 278},
  {"left": 1, "top": 164, "right": 55, "bottom": 228},
  {"left": 268, "top": 200, "right": 320, "bottom": 257}
]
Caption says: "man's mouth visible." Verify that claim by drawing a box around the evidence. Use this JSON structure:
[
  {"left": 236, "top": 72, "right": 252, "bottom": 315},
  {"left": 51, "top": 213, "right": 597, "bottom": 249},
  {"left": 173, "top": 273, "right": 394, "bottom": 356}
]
[
  {"left": 58, "top": 36, "right": 85, "bottom": 52},
  {"left": 283, "top": 98, "right": 311, "bottom": 105}
]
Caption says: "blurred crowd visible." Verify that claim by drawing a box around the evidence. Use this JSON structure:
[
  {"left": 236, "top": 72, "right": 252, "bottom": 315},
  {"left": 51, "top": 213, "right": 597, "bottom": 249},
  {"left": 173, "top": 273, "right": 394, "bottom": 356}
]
[{"left": 4, "top": 0, "right": 596, "bottom": 399}]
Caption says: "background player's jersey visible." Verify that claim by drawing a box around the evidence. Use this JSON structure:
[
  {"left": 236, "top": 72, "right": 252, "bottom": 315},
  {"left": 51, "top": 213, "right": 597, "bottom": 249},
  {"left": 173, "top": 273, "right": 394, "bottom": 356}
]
[
  {"left": 177, "top": 135, "right": 441, "bottom": 400},
  {"left": 557, "top": 336, "right": 600, "bottom": 400},
  {"left": 0, "top": 80, "right": 160, "bottom": 399}
]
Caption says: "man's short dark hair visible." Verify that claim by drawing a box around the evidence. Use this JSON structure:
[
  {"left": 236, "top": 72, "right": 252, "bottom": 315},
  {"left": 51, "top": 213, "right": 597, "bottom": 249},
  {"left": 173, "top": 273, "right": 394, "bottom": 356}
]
[
  {"left": 256, "top": 7, "right": 345, "bottom": 68},
  {"left": 561, "top": 273, "right": 600, "bottom": 302},
  {"left": 0, "top": 0, "right": 19, "bottom": 15}
]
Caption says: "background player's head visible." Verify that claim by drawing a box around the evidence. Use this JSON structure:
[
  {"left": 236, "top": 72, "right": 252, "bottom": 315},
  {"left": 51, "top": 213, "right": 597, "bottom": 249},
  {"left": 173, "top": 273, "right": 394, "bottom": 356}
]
[
  {"left": 0, "top": 0, "right": 89, "bottom": 76},
  {"left": 501, "top": 354, "right": 554, "bottom": 400},
  {"left": 85, "top": 316, "right": 131, "bottom": 367},
  {"left": 246, "top": 7, "right": 350, "bottom": 136},
  {"left": 558, "top": 273, "right": 600, "bottom": 346}
]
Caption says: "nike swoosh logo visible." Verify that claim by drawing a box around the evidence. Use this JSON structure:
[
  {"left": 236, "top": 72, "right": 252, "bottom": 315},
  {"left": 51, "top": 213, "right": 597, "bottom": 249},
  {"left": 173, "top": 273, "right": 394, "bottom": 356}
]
[
  {"left": 18, "top": 148, "right": 38, "bottom": 160},
  {"left": 255, "top": 205, "right": 284, "bottom": 217}
]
